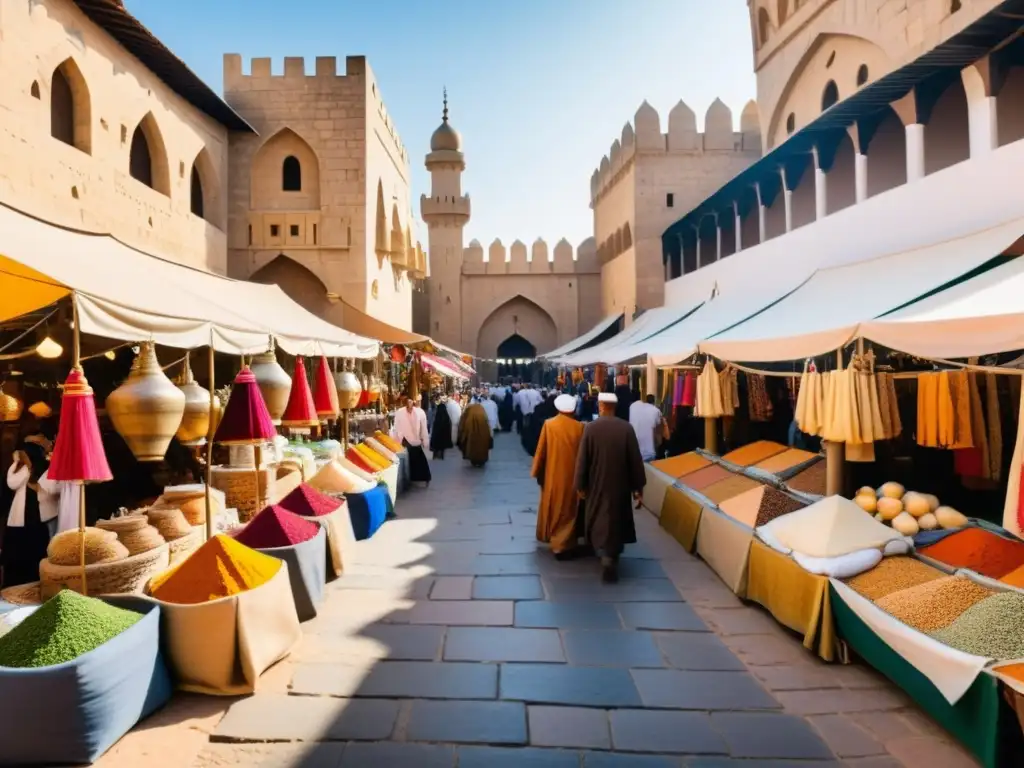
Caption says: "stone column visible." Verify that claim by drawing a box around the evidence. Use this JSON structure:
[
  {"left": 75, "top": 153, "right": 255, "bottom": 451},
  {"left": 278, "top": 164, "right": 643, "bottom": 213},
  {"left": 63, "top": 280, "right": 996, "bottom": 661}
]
[
  {"left": 905, "top": 124, "right": 926, "bottom": 182},
  {"left": 693, "top": 225, "right": 702, "bottom": 269},
  {"left": 813, "top": 148, "right": 827, "bottom": 220},
  {"left": 733, "top": 201, "right": 742, "bottom": 253},
  {"left": 854, "top": 153, "right": 868, "bottom": 203},
  {"left": 755, "top": 183, "right": 766, "bottom": 243},
  {"left": 714, "top": 214, "right": 722, "bottom": 261},
  {"left": 780, "top": 168, "right": 793, "bottom": 233},
  {"left": 962, "top": 60, "right": 999, "bottom": 158}
]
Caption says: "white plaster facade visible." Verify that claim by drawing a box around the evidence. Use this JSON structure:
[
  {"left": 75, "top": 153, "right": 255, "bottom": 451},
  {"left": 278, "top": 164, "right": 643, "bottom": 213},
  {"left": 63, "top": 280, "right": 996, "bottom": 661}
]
[{"left": 0, "top": 0, "right": 233, "bottom": 273}]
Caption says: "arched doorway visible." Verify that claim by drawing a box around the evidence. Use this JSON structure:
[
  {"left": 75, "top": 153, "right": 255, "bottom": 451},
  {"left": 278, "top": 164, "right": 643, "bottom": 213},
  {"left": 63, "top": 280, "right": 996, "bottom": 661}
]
[
  {"left": 477, "top": 295, "right": 558, "bottom": 384},
  {"left": 497, "top": 334, "right": 538, "bottom": 381}
]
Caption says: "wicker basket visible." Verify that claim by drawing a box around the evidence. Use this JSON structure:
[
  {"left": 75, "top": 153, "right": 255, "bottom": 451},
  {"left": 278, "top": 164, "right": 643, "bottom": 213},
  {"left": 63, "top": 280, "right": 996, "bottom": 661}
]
[
  {"left": 157, "top": 485, "right": 226, "bottom": 526},
  {"left": 168, "top": 528, "right": 202, "bottom": 564},
  {"left": 47, "top": 528, "right": 130, "bottom": 566},
  {"left": 211, "top": 465, "right": 276, "bottom": 523},
  {"left": 39, "top": 543, "right": 170, "bottom": 599},
  {"left": 145, "top": 507, "right": 193, "bottom": 540},
  {"left": 0, "top": 581, "right": 41, "bottom": 606},
  {"left": 97, "top": 515, "right": 167, "bottom": 556}
]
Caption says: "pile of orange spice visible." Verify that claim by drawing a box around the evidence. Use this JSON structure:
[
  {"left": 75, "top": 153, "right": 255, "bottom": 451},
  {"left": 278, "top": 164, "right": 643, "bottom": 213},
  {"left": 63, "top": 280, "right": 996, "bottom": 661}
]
[
  {"left": 149, "top": 534, "right": 280, "bottom": 605},
  {"left": 920, "top": 528, "right": 1024, "bottom": 580}
]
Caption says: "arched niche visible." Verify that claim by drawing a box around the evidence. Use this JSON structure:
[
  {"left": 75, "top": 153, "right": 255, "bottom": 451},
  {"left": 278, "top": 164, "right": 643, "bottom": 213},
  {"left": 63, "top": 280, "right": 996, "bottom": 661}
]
[
  {"left": 497, "top": 334, "right": 537, "bottom": 359},
  {"left": 50, "top": 57, "right": 91, "bottom": 154},
  {"left": 477, "top": 295, "right": 558, "bottom": 360},
  {"left": 188, "top": 147, "right": 223, "bottom": 229},
  {"left": 923, "top": 77, "right": 970, "bottom": 176},
  {"left": 128, "top": 112, "right": 171, "bottom": 196},
  {"left": 375, "top": 180, "right": 389, "bottom": 258},
  {"left": 767, "top": 33, "right": 891, "bottom": 149},
  {"left": 251, "top": 127, "right": 321, "bottom": 210},
  {"left": 248, "top": 254, "right": 333, "bottom": 318}
]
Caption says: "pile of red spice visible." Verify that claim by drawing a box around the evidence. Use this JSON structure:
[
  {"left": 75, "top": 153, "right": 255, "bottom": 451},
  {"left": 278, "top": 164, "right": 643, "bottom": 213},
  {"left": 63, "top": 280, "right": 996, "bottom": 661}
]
[
  {"left": 234, "top": 504, "right": 320, "bottom": 548},
  {"left": 278, "top": 483, "right": 344, "bottom": 518},
  {"left": 920, "top": 528, "right": 1024, "bottom": 579},
  {"left": 344, "top": 449, "right": 377, "bottom": 474}
]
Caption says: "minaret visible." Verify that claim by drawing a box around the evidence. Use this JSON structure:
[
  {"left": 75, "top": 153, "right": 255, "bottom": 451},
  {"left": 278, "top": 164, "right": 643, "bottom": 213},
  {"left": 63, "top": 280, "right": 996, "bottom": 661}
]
[{"left": 420, "top": 89, "right": 471, "bottom": 352}]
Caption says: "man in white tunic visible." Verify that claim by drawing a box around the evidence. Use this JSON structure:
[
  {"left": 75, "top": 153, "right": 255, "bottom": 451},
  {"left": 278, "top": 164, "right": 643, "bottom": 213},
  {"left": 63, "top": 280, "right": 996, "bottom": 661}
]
[
  {"left": 629, "top": 394, "right": 664, "bottom": 462},
  {"left": 481, "top": 394, "right": 499, "bottom": 434}
]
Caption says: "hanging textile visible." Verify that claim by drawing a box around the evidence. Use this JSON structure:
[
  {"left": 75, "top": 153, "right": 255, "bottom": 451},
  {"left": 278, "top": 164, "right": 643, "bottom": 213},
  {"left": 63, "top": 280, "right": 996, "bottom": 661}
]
[
  {"left": 794, "top": 369, "right": 824, "bottom": 438},
  {"left": 695, "top": 360, "right": 724, "bottom": 418},
  {"left": 917, "top": 371, "right": 974, "bottom": 450},
  {"left": 681, "top": 372, "right": 697, "bottom": 408},
  {"left": 747, "top": 374, "right": 773, "bottom": 423},
  {"left": 719, "top": 366, "right": 738, "bottom": 417},
  {"left": 954, "top": 372, "right": 989, "bottom": 479},
  {"left": 985, "top": 373, "right": 1003, "bottom": 482}
]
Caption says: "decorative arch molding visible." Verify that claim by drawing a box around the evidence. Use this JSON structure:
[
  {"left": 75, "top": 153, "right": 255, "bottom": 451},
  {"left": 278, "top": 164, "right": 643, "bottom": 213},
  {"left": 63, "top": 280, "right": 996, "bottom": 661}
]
[
  {"left": 128, "top": 111, "right": 171, "bottom": 196},
  {"left": 248, "top": 253, "right": 333, "bottom": 318},
  {"left": 766, "top": 31, "right": 893, "bottom": 148},
  {"left": 375, "top": 180, "right": 390, "bottom": 265},
  {"left": 476, "top": 294, "right": 559, "bottom": 360},
  {"left": 250, "top": 127, "right": 321, "bottom": 210}
]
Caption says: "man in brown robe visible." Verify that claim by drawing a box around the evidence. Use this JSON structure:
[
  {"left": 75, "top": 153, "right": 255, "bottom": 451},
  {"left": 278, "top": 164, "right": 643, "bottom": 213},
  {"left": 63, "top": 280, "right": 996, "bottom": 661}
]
[
  {"left": 532, "top": 394, "right": 589, "bottom": 560},
  {"left": 575, "top": 392, "right": 646, "bottom": 583},
  {"left": 458, "top": 399, "right": 492, "bottom": 468}
]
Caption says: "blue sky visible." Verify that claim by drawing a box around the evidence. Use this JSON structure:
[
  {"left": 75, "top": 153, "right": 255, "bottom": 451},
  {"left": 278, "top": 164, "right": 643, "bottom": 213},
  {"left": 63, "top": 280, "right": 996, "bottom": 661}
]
[{"left": 126, "top": 0, "right": 755, "bottom": 249}]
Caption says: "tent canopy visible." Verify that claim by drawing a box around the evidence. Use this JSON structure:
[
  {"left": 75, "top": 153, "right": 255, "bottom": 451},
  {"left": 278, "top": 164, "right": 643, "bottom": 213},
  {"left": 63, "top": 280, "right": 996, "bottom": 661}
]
[
  {"left": 324, "top": 296, "right": 429, "bottom": 346},
  {"left": 858, "top": 252, "right": 1024, "bottom": 359},
  {"left": 541, "top": 313, "right": 623, "bottom": 360},
  {"left": 592, "top": 301, "right": 705, "bottom": 365},
  {"left": 698, "top": 217, "right": 1024, "bottom": 363},
  {"left": 0, "top": 203, "right": 378, "bottom": 357},
  {"left": 555, "top": 307, "right": 685, "bottom": 366}
]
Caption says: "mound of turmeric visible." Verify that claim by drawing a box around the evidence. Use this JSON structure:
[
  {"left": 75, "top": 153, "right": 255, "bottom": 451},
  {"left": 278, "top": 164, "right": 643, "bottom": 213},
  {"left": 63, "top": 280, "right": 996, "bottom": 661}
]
[{"left": 149, "top": 534, "right": 280, "bottom": 605}]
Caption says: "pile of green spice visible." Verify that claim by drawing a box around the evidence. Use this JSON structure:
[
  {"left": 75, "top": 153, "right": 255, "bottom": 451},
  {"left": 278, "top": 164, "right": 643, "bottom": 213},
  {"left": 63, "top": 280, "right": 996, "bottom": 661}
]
[
  {"left": 0, "top": 590, "right": 142, "bottom": 668},
  {"left": 931, "top": 591, "right": 1024, "bottom": 660}
]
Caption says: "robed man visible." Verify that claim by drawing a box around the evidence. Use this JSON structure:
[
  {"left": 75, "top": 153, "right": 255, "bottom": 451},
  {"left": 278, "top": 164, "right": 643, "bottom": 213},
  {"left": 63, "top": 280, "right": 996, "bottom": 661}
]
[
  {"left": 575, "top": 392, "right": 646, "bottom": 583},
  {"left": 498, "top": 390, "right": 514, "bottom": 432},
  {"left": 524, "top": 392, "right": 558, "bottom": 457},
  {"left": 532, "top": 394, "right": 589, "bottom": 560},
  {"left": 458, "top": 400, "right": 492, "bottom": 467}
]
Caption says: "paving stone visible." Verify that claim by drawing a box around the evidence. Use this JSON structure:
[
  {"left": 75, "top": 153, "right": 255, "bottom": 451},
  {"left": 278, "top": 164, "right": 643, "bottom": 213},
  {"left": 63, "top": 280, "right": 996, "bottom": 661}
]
[
  {"left": 444, "top": 627, "right": 565, "bottom": 662},
  {"left": 478, "top": 539, "right": 542, "bottom": 554},
  {"left": 456, "top": 746, "right": 580, "bottom": 767},
  {"left": 721, "top": 633, "right": 815, "bottom": 666},
  {"left": 830, "top": 662, "right": 893, "bottom": 689},
  {"left": 515, "top": 601, "right": 623, "bottom": 629},
  {"left": 544, "top": 576, "right": 683, "bottom": 602},
  {"left": 430, "top": 576, "right": 474, "bottom": 599},
  {"left": 406, "top": 700, "right": 527, "bottom": 745},
  {"left": 357, "top": 624, "right": 445, "bottom": 660},
  {"left": 615, "top": 558, "right": 668, "bottom": 578},
  {"left": 528, "top": 705, "right": 611, "bottom": 749},
  {"left": 194, "top": 743, "right": 347, "bottom": 768},
  {"left": 849, "top": 711, "right": 922, "bottom": 742},
  {"left": 500, "top": 663, "right": 643, "bottom": 707},
  {"left": 563, "top": 629, "right": 664, "bottom": 667},
  {"left": 339, "top": 742, "right": 455, "bottom": 767},
  {"left": 711, "top": 711, "right": 834, "bottom": 760},
  {"left": 582, "top": 752, "right": 681, "bottom": 767},
  {"left": 212, "top": 695, "right": 398, "bottom": 742},
  {"left": 472, "top": 553, "right": 545, "bottom": 575},
  {"left": 630, "top": 669, "right": 781, "bottom": 710},
  {"left": 609, "top": 709, "right": 727, "bottom": 754},
  {"left": 774, "top": 687, "right": 908, "bottom": 715},
  {"left": 290, "top": 661, "right": 497, "bottom": 699},
  {"left": 700, "top": 607, "right": 784, "bottom": 635},
  {"left": 883, "top": 735, "right": 981, "bottom": 768},
  {"left": 617, "top": 602, "right": 708, "bottom": 631},
  {"left": 808, "top": 714, "right": 887, "bottom": 757},
  {"left": 473, "top": 575, "right": 545, "bottom": 600},
  {"left": 752, "top": 664, "right": 842, "bottom": 691},
  {"left": 684, "top": 760, "right": 840, "bottom": 767},
  {"left": 653, "top": 632, "right": 746, "bottom": 671},
  {"left": 406, "top": 600, "right": 514, "bottom": 625}
]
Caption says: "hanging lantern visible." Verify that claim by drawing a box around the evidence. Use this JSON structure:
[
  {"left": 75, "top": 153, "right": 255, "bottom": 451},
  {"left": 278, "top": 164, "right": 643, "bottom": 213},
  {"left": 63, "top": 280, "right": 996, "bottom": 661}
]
[
  {"left": 27, "top": 401, "right": 52, "bottom": 419},
  {"left": 389, "top": 344, "right": 407, "bottom": 364},
  {"left": 312, "top": 355, "right": 340, "bottom": 419},
  {"left": 0, "top": 384, "right": 23, "bottom": 422},
  {"left": 281, "top": 356, "right": 320, "bottom": 428},
  {"left": 106, "top": 341, "right": 186, "bottom": 462},
  {"left": 214, "top": 367, "right": 277, "bottom": 445},
  {"left": 366, "top": 371, "right": 382, "bottom": 404},
  {"left": 334, "top": 359, "right": 363, "bottom": 410},
  {"left": 249, "top": 346, "right": 291, "bottom": 425},
  {"left": 175, "top": 353, "right": 218, "bottom": 444},
  {"left": 356, "top": 364, "right": 371, "bottom": 409},
  {"left": 49, "top": 367, "right": 112, "bottom": 482}
]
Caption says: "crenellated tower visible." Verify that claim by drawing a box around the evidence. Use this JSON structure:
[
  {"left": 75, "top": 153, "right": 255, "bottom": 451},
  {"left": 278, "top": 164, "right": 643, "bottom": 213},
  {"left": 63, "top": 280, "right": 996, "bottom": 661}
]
[{"left": 420, "top": 89, "right": 471, "bottom": 351}]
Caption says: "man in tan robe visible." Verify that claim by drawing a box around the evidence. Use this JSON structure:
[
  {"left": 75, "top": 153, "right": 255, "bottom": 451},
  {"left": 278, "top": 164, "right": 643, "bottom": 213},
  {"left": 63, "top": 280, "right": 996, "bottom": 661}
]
[
  {"left": 532, "top": 394, "right": 589, "bottom": 560},
  {"left": 458, "top": 399, "right": 492, "bottom": 468},
  {"left": 575, "top": 392, "right": 646, "bottom": 583}
]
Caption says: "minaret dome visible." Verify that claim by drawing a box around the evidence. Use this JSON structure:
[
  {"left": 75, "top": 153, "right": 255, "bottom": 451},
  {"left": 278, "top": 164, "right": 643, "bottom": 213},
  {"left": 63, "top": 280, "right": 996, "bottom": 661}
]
[{"left": 430, "top": 87, "right": 462, "bottom": 152}]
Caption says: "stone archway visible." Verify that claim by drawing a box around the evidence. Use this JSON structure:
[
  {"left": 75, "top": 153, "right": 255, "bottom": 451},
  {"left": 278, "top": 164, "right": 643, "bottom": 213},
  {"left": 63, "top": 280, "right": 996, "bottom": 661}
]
[
  {"left": 476, "top": 296, "right": 558, "bottom": 382},
  {"left": 249, "top": 253, "right": 333, "bottom": 318}
]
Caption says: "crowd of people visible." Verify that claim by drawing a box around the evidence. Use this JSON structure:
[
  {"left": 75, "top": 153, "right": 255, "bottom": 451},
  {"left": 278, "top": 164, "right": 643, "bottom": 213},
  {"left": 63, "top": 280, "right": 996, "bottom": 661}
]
[{"left": 390, "top": 377, "right": 665, "bottom": 583}]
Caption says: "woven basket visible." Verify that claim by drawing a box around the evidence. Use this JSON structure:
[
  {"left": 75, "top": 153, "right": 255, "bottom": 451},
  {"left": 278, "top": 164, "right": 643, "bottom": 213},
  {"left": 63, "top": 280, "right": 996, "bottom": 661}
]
[
  {"left": 40, "top": 543, "right": 170, "bottom": 600},
  {"left": 211, "top": 465, "right": 276, "bottom": 523},
  {"left": 47, "top": 528, "right": 130, "bottom": 566},
  {"left": 146, "top": 507, "right": 193, "bottom": 540},
  {"left": 158, "top": 485, "right": 226, "bottom": 526},
  {"left": 97, "top": 515, "right": 167, "bottom": 556},
  {"left": 168, "top": 528, "right": 202, "bottom": 564},
  {"left": 0, "top": 581, "right": 41, "bottom": 606}
]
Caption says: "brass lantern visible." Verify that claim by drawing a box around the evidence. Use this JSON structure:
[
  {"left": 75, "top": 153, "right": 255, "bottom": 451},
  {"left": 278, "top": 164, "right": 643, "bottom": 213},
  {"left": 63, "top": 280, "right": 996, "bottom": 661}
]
[
  {"left": 106, "top": 341, "right": 186, "bottom": 462},
  {"left": 0, "top": 384, "right": 22, "bottom": 422},
  {"left": 175, "top": 353, "right": 219, "bottom": 444},
  {"left": 249, "top": 345, "right": 291, "bottom": 424},
  {"left": 334, "top": 359, "right": 363, "bottom": 410}
]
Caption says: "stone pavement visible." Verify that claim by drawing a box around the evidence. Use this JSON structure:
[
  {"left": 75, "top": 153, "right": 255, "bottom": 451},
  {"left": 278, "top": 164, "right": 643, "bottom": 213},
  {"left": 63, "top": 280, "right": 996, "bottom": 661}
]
[{"left": 96, "top": 432, "right": 980, "bottom": 767}]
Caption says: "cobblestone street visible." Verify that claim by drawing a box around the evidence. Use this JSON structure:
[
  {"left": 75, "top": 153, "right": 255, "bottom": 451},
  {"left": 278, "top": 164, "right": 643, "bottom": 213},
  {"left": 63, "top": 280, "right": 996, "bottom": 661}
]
[{"left": 97, "top": 433, "right": 979, "bottom": 767}]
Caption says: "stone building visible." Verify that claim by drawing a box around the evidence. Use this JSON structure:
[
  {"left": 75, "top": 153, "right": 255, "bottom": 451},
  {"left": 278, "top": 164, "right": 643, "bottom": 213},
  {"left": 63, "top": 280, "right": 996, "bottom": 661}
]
[
  {"left": 661, "top": 0, "right": 1024, "bottom": 294},
  {"left": 222, "top": 54, "right": 423, "bottom": 330},
  {"left": 0, "top": 0, "right": 249, "bottom": 275},
  {"left": 420, "top": 93, "right": 761, "bottom": 373}
]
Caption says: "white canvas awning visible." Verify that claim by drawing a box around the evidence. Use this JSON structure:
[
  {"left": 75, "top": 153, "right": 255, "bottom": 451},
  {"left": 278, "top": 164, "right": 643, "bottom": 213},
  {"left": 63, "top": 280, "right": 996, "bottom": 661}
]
[
  {"left": 0, "top": 203, "right": 378, "bottom": 357},
  {"left": 698, "top": 217, "right": 1024, "bottom": 363},
  {"left": 540, "top": 313, "right": 623, "bottom": 360},
  {"left": 555, "top": 307, "right": 679, "bottom": 366},
  {"left": 858, "top": 253, "right": 1024, "bottom": 358},
  {"left": 584, "top": 301, "right": 705, "bottom": 365}
]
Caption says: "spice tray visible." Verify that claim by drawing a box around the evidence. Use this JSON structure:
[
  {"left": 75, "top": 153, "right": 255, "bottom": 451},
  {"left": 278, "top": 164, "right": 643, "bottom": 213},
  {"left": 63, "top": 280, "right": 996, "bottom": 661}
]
[
  {"left": 256, "top": 527, "right": 327, "bottom": 622},
  {"left": 0, "top": 596, "right": 171, "bottom": 766}
]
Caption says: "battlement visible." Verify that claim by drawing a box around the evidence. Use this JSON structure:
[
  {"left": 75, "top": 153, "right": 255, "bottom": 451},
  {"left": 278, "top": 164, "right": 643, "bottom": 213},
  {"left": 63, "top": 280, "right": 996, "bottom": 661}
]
[
  {"left": 223, "top": 54, "right": 370, "bottom": 85},
  {"left": 460, "top": 237, "right": 598, "bottom": 276},
  {"left": 591, "top": 98, "right": 761, "bottom": 203},
  {"left": 420, "top": 193, "right": 471, "bottom": 222}
]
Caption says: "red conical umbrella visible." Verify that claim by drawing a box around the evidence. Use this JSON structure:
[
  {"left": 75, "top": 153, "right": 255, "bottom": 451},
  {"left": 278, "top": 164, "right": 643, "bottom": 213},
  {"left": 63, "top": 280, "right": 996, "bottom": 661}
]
[
  {"left": 49, "top": 367, "right": 112, "bottom": 482},
  {"left": 312, "top": 355, "right": 339, "bottom": 419},
  {"left": 281, "top": 356, "right": 320, "bottom": 428},
  {"left": 214, "top": 367, "right": 277, "bottom": 445}
]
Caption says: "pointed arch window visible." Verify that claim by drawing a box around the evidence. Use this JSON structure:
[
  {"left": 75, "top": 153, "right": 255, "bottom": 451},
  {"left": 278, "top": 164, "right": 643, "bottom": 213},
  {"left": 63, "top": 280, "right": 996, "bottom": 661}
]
[
  {"left": 190, "top": 165, "right": 204, "bottom": 218},
  {"left": 282, "top": 155, "right": 301, "bottom": 191},
  {"left": 821, "top": 80, "right": 840, "bottom": 112},
  {"left": 49, "top": 59, "right": 91, "bottom": 154},
  {"left": 129, "top": 126, "right": 154, "bottom": 187}
]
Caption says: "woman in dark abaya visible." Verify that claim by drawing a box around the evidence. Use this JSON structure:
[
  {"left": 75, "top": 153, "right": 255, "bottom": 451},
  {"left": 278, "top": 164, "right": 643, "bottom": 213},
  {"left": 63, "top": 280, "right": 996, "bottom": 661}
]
[{"left": 430, "top": 397, "right": 454, "bottom": 459}]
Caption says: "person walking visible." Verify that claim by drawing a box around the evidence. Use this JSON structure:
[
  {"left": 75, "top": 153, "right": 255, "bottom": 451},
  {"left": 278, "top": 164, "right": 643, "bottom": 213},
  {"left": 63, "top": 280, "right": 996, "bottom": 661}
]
[
  {"left": 392, "top": 396, "right": 431, "bottom": 487},
  {"left": 430, "top": 396, "right": 454, "bottom": 459},
  {"left": 533, "top": 394, "right": 590, "bottom": 560},
  {"left": 629, "top": 394, "right": 664, "bottom": 462},
  {"left": 575, "top": 392, "right": 646, "bottom": 583},
  {"left": 498, "top": 389, "right": 514, "bottom": 432},
  {"left": 458, "top": 398, "right": 492, "bottom": 468}
]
